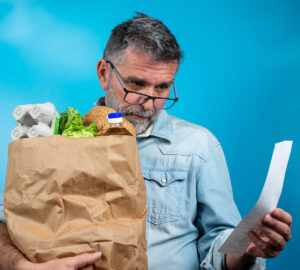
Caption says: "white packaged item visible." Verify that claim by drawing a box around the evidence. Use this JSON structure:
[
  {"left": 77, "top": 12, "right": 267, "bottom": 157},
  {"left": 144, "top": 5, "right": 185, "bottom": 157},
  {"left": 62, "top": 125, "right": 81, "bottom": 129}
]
[
  {"left": 11, "top": 102, "right": 59, "bottom": 141},
  {"left": 10, "top": 125, "right": 30, "bottom": 141},
  {"left": 29, "top": 103, "right": 57, "bottom": 125},
  {"left": 27, "top": 122, "right": 52, "bottom": 138},
  {"left": 12, "top": 105, "right": 36, "bottom": 126}
]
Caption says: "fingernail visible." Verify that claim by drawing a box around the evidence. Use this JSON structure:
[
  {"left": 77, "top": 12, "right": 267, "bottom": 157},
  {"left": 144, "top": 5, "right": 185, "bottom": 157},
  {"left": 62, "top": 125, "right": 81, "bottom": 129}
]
[
  {"left": 265, "top": 215, "right": 272, "bottom": 224},
  {"left": 272, "top": 209, "right": 279, "bottom": 216},
  {"left": 94, "top": 252, "right": 102, "bottom": 257}
]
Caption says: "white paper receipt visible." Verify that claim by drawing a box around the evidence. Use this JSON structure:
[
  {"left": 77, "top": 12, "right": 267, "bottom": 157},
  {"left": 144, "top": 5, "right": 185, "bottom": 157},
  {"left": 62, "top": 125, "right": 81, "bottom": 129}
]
[{"left": 218, "top": 140, "right": 293, "bottom": 255}]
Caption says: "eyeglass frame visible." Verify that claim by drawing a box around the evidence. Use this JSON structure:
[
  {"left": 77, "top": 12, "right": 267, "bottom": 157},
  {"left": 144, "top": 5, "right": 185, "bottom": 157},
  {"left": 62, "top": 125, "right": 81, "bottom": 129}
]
[{"left": 105, "top": 60, "right": 178, "bottom": 110}]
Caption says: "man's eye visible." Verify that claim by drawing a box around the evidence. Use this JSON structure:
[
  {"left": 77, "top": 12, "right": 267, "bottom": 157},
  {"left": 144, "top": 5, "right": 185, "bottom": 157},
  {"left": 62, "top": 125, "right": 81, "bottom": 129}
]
[
  {"left": 156, "top": 84, "right": 170, "bottom": 91},
  {"left": 128, "top": 81, "right": 145, "bottom": 88}
]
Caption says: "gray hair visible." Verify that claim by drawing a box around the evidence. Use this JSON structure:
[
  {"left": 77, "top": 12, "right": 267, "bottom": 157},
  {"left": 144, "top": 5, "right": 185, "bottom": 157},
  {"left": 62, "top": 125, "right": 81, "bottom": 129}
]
[{"left": 103, "top": 12, "right": 183, "bottom": 66}]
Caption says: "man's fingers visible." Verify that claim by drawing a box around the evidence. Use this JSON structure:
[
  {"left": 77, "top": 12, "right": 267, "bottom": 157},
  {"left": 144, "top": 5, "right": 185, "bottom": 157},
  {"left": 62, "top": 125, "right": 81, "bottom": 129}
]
[
  {"left": 258, "top": 221, "right": 286, "bottom": 251},
  {"left": 263, "top": 214, "right": 291, "bottom": 242},
  {"left": 247, "top": 230, "right": 278, "bottom": 258},
  {"left": 271, "top": 208, "right": 292, "bottom": 227},
  {"left": 68, "top": 252, "right": 102, "bottom": 268},
  {"left": 248, "top": 210, "right": 293, "bottom": 259},
  {"left": 246, "top": 243, "right": 264, "bottom": 258}
]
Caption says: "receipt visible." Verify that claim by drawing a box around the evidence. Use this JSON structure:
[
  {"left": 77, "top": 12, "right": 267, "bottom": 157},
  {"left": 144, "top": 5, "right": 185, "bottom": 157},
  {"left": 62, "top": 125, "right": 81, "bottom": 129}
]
[{"left": 218, "top": 140, "right": 293, "bottom": 255}]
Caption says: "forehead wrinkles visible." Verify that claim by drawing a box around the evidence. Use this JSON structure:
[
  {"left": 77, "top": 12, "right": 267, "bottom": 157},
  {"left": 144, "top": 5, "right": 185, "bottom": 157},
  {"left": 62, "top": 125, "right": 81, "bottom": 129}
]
[
  {"left": 115, "top": 49, "right": 178, "bottom": 84},
  {"left": 118, "top": 63, "right": 176, "bottom": 85}
]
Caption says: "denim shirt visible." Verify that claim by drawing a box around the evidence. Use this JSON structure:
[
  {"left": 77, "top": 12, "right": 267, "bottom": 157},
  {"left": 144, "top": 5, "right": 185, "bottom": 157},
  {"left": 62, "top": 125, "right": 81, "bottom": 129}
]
[{"left": 0, "top": 109, "right": 265, "bottom": 270}]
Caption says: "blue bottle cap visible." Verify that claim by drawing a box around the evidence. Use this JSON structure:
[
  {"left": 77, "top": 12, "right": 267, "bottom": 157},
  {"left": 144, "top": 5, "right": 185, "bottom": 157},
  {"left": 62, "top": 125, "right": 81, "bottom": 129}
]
[{"left": 108, "top": 112, "right": 122, "bottom": 119}]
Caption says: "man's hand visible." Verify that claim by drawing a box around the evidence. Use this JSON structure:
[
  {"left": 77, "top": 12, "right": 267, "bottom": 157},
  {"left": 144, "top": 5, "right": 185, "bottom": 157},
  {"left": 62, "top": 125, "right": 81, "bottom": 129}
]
[
  {"left": 246, "top": 208, "right": 292, "bottom": 258},
  {"left": 16, "top": 252, "right": 102, "bottom": 270},
  {"left": 226, "top": 208, "right": 292, "bottom": 270},
  {"left": 1, "top": 220, "right": 102, "bottom": 270}
]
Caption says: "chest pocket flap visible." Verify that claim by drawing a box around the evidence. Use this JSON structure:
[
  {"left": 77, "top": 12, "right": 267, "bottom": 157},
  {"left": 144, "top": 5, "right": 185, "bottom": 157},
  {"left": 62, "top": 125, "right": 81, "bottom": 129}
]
[{"left": 142, "top": 169, "right": 187, "bottom": 224}]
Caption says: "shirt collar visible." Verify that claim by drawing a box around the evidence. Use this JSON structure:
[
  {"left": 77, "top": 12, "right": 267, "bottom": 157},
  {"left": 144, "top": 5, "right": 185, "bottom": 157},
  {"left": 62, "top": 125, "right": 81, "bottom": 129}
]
[
  {"left": 137, "top": 123, "right": 154, "bottom": 138},
  {"left": 149, "top": 110, "right": 174, "bottom": 143},
  {"left": 94, "top": 97, "right": 174, "bottom": 143}
]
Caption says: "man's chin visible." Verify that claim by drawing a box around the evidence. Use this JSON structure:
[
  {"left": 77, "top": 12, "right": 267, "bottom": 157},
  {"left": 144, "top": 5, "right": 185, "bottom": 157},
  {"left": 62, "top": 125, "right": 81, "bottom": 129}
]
[
  {"left": 121, "top": 112, "right": 157, "bottom": 135},
  {"left": 131, "top": 121, "right": 151, "bottom": 135}
]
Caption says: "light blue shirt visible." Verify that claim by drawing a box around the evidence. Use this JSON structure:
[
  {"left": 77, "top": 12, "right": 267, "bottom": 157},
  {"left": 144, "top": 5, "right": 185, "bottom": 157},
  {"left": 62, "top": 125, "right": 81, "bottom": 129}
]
[{"left": 0, "top": 107, "right": 265, "bottom": 270}]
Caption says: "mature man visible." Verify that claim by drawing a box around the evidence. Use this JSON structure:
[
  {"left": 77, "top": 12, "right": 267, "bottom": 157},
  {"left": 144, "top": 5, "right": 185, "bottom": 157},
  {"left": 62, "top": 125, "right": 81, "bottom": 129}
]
[{"left": 0, "top": 13, "right": 292, "bottom": 270}]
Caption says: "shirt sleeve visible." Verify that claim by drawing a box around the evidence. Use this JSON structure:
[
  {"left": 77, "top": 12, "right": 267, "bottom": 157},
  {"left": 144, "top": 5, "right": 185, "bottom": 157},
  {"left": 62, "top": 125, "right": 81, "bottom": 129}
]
[
  {"left": 196, "top": 143, "right": 265, "bottom": 269},
  {"left": 0, "top": 193, "right": 6, "bottom": 224},
  {"left": 200, "top": 229, "right": 266, "bottom": 270}
]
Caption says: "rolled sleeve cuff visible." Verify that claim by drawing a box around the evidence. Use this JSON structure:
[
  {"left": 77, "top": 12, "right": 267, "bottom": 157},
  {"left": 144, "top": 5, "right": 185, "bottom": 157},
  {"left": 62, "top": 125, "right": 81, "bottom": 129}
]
[{"left": 201, "top": 229, "right": 265, "bottom": 270}]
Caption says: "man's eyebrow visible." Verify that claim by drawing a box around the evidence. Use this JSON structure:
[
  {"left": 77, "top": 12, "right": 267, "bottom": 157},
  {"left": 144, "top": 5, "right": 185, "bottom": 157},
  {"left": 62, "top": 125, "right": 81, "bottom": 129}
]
[
  {"left": 125, "top": 76, "right": 148, "bottom": 84},
  {"left": 125, "top": 75, "right": 173, "bottom": 87},
  {"left": 155, "top": 81, "right": 173, "bottom": 87}
]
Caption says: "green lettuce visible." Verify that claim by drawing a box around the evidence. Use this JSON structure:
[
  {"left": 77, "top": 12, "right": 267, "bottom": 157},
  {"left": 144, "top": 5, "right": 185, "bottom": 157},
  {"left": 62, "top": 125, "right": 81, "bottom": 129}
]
[{"left": 59, "top": 107, "right": 99, "bottom": 138}]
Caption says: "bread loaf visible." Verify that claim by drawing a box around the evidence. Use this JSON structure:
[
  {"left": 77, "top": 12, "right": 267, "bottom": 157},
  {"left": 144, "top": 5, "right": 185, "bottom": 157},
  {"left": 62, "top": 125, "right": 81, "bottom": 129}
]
[{"left": 83, "top": 106, "right": 136, "bottom": 136}]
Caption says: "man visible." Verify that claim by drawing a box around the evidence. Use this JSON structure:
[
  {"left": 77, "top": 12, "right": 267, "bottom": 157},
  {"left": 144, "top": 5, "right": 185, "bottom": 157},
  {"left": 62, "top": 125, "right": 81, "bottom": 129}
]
[{"left": 0, "top": 13, "right": 292, "bottom": 270}]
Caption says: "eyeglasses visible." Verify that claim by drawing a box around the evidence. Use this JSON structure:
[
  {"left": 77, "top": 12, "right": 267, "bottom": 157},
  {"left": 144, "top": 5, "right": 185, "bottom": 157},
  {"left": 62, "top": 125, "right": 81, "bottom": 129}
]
[{"left": 106, "top": 60, "right": 178, "bottom": 110}]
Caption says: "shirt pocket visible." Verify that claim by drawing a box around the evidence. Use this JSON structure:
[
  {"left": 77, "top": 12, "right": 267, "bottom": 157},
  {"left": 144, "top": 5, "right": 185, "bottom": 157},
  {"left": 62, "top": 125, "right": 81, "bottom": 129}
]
[{"left": 142, "top": 169, "right": 187, "bottom": 225}]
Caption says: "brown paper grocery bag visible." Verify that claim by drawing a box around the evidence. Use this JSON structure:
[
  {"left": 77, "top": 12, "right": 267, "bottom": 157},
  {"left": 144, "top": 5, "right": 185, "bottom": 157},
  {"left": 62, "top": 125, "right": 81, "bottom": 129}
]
[{"left": 4, "top": 135, "right": 148, "bottom": 270}]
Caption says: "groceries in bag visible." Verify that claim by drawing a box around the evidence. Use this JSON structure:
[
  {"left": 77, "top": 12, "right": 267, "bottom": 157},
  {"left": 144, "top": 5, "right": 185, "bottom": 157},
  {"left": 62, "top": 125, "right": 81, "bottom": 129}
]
[
  {"left": 11, "top": 103, "right": 135, "bottom": 140},
  {"left": 105, "top": 113, "right": 132, "bottom": 136},
  {"left": 59, "top": 107, "right": 99, "bottom": 138},
  {"left": 10, "top": 102, "right": 59, "bottom": 140},
  {"left": 83, "top": 106, "right": 136, "bottom": 136},
  {"left": 5, "top": 102, "right": 148, "bottom": 269}
]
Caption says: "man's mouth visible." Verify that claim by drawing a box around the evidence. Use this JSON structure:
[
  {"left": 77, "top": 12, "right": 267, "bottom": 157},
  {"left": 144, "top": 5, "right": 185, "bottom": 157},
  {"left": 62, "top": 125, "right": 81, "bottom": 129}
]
[{"left": 125, "top": 114, "right": 148, "bottom": 121}]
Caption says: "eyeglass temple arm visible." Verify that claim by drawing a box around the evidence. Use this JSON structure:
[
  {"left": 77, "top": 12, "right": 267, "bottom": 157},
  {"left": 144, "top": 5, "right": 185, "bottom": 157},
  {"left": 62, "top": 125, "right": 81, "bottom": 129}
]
[
  {"left": 173, "top": 81, "right": 178, "bottom": 100},
  {"left": 106, "top": 60, "right": 126, "bottom": 89}
]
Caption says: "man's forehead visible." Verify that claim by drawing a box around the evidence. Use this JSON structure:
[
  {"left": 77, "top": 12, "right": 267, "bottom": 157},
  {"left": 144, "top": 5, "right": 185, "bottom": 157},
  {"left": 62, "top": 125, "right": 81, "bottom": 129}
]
[{"left": 116, "top": 48, "right": 178, "bottom": 80}]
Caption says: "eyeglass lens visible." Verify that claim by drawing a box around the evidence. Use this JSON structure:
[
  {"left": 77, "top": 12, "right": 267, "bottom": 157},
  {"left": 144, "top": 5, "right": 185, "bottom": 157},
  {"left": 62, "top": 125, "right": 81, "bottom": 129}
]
[{"left": 125, "top": 92, "right": 175, "bottom": 109}]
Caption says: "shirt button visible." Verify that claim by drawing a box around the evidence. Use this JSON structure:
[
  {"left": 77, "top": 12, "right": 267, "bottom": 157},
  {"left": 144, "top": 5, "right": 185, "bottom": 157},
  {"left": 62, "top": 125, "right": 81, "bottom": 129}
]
[{"left": 161, "top": 178, "right": 167, "bottom": 183}]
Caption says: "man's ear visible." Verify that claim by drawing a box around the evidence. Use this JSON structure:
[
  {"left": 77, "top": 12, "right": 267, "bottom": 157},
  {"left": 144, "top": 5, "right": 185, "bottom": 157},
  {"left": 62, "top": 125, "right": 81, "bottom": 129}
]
[{"left": 97, "top": 59, "right": 110, "bottom": 91}]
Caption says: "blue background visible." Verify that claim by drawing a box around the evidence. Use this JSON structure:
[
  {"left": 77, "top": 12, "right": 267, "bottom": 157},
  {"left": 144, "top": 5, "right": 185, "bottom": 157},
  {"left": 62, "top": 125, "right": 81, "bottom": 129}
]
[{"left": 0, "top": 0, "right": 299, "bottom": 268}]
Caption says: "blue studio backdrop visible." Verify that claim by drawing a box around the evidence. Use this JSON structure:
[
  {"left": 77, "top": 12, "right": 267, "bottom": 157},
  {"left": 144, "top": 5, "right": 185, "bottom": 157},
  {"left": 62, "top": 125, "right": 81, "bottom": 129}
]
[{"left": 0, "top": 0, "right": 299, "bottom": 268}]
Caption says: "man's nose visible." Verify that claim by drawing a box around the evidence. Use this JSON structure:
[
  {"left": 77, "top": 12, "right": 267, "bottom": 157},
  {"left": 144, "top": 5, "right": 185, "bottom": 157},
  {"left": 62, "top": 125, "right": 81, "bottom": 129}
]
[{"left": 141, "top": 98, "right": 155, "bottom": 111}]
